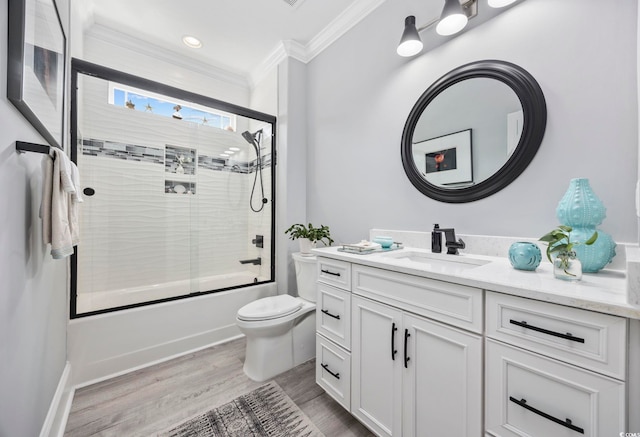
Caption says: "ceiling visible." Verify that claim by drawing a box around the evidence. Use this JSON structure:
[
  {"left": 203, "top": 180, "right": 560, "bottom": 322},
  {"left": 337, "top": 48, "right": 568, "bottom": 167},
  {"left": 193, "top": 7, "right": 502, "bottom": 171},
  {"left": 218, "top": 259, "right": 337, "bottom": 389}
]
[{"left": 83, "top": 0, "right": 385, "bottom": 84}]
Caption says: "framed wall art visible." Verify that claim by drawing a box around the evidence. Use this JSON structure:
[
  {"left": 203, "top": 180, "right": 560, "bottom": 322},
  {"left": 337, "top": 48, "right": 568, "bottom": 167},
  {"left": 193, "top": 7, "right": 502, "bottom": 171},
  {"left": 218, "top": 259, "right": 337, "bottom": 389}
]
[
  {"left": 8, "top": 0, "right": 66, "bottom": 149},
  {"left": 413, "top": 129, "right": 473, "bottom": 185}
]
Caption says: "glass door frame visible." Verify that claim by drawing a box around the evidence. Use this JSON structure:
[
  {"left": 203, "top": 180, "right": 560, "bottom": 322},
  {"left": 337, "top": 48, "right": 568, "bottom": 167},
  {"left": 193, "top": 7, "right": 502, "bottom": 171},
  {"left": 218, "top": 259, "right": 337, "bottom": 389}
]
[{"left": 70, "top": 58, "right": 277, "bottom": 319}]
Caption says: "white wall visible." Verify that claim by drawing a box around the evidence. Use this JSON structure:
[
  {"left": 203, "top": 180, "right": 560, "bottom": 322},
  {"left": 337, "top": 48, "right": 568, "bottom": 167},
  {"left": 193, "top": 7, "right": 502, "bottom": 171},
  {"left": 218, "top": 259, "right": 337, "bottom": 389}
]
[
  {"left": 81, "top": 25, "right": 251, "bottom": 109},
  {"left": 251, "top": 68, "right": 278, "bottom": 115},
  {"left": 0, "top": 0, "right": 70, "bottom": 434},
  {"left": 276, "top": 58, "right": 309, "bottom": 295},
  {"left": 306, "top": 0, "right": 639, "bottom": 246}
]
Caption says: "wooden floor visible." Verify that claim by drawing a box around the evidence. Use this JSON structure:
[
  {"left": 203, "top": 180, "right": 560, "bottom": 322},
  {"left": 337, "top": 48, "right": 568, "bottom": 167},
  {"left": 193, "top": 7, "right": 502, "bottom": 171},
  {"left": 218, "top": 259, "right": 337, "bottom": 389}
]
[{"left": 64, "top": 338, "right": 373, "bottom": 436}]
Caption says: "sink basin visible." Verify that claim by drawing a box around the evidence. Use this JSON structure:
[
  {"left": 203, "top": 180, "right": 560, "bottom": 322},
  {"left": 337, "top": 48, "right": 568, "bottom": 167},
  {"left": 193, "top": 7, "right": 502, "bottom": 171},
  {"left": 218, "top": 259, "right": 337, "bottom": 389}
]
[{"left": 380, "top": 250, "right": 490, "bottom": 273}]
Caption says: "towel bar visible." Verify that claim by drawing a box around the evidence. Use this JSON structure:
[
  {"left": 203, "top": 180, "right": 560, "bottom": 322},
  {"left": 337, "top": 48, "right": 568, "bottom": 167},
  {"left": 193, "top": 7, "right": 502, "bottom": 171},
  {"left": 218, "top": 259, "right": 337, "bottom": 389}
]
[{"left": 15, "top": 141, "right": 53, "bottom": 155}]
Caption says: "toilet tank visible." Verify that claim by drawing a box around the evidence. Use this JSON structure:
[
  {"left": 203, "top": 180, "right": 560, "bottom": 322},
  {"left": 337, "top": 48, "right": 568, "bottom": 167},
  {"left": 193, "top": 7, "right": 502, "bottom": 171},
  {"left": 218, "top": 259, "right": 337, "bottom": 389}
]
[{"left": 292, "top": 252, "right": 317, "bottom": 302}]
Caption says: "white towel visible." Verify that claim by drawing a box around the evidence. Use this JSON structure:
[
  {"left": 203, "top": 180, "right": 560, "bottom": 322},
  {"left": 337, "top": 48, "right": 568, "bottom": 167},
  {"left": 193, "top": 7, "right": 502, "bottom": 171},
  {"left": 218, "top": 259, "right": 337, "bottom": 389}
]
[
  {"left": 57, "top": 149, "right": 75, "bottom": 194},
  {"left": 70, "top": 162, "right": 83, "bottom": 203},
  {"left": 68, "top": 161, "right": 82, "bottom": 246},
  {"left": 41, "top": 148, "right": 79, "bottom": 259}
]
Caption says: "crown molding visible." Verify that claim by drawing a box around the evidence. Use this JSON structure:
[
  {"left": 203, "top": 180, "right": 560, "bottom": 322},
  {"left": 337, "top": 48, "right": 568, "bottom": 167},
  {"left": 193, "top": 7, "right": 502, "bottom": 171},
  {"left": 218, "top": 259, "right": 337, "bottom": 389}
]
[
  {"left": 86, "top": 24, "right": 250, "bottom": 89},
  {"left": 249, "top": 0, "right": 386, "bottom": 88},
  {"left": 85, "top": 0, "right": 386, "bottom": 91},
  {"left": 249, "top": 40, "right": 307, "bottom": 87},
  {"left": 305, "top": 0, "right": 386, "bottom": 61}
]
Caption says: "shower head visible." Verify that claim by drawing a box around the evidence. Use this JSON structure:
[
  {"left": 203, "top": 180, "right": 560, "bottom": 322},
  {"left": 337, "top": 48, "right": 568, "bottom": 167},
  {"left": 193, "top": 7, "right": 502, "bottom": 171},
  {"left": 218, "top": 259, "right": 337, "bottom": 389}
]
[
  {"left": 241, "top": 129, "right": 264, "bottom": 146},
  {"left": 241, "top": 131, "right": 255, "bottom": 145}
]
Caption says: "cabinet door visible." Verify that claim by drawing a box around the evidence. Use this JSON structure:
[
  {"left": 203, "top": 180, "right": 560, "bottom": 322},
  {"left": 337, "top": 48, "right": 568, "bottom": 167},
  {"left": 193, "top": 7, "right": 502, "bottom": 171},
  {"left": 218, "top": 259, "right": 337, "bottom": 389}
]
[
  {"left": 351, "top": 295, "right": 403, "bottom": 437},
  {"left": 486, "top": 339, "right": 625, "bottom": 437},
  {"left": 403, "top": 313, "right": 482, "bottom": 437}
]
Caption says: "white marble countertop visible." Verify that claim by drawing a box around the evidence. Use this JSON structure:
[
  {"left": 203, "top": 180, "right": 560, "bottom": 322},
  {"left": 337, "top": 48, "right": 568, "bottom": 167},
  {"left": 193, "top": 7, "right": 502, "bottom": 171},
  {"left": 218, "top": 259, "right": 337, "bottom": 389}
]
[{"left": 312, "top": 246, "right": 640, "bottom": 319}]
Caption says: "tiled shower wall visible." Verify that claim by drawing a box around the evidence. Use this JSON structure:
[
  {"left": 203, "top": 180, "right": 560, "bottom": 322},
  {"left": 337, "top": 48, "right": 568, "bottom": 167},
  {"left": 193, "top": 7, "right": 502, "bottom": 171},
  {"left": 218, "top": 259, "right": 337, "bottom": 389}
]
[{"left": 76, "top": 74, "right": 272, "bottom": 298}]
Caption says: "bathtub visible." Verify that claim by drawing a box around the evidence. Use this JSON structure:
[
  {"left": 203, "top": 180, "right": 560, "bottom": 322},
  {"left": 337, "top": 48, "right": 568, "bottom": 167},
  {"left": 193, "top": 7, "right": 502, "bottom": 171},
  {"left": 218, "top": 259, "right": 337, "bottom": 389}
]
[{"left": 76, "top": 271, "right": 268, "bottom": 314}]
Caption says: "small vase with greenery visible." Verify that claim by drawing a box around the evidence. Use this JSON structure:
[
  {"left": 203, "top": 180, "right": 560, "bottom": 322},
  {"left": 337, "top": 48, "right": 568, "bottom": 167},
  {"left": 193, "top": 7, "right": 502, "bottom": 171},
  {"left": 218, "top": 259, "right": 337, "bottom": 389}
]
[
  {"left": 285, "top": 223, "right": 334, "bottom": 254},
  {"left": 539, "top": 225, "right": 597, "bottom": 281}
]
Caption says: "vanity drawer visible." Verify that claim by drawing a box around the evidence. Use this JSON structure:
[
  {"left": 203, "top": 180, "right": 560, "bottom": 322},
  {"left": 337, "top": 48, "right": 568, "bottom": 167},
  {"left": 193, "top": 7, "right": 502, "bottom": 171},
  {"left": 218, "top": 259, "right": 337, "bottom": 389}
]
[
  {"left": 486, "top": 339, "right": 625, "bottom": 437},
  {"left": 316, "top": 333, "right": 351, "bottom": 410},
  {"left": 317, "top": 283, "right": 351, "bottom": 349},
  {"left": 486, "top": 292, "right": 627, "bottom": 379},
  {"left": 352, "top": 264, "right": 482, "bottom": 333},
  {"left": 317, "top": 257, "right": 351, "bottom": 291}
]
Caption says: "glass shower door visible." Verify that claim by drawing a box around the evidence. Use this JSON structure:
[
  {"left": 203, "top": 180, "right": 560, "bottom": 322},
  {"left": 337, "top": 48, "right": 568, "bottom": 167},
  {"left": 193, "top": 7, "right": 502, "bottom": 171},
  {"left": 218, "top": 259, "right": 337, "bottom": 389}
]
[{"left": 71, "top": 60, "right": 275, "bottom": 317}]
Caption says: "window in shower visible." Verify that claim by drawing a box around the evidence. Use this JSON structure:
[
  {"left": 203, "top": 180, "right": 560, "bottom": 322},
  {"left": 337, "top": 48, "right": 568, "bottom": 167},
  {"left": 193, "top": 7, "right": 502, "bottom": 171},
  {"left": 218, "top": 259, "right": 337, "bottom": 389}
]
[
  {"left": 70, "top": 59, "right": 276, "bottom": 317},
  {"left": 108, "top": 82, "right": 236, "bottom": 130}
]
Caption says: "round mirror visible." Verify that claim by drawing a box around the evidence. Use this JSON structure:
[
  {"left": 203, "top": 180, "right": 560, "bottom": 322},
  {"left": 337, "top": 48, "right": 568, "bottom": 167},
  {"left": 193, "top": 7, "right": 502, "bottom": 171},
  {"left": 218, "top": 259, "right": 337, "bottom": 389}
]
[{"left": 401, "top": 60, "right": 547, "bottom": 203}]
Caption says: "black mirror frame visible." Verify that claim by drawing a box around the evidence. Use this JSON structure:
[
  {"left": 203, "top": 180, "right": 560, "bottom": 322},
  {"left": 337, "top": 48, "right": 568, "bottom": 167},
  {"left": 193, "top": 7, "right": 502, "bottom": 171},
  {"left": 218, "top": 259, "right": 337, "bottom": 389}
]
[{"left": 401, "top": 60, "right": 547, "bottom": 203}]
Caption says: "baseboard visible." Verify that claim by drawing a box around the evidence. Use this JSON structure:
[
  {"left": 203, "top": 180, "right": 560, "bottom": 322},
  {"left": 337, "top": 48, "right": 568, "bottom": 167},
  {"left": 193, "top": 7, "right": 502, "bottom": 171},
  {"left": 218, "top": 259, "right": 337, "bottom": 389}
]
[
  {"left": 75, "top": 328, "right": 244, "bottom": 389},
  {"left": 40, "top": 362, "right": 74, "bottom": 437}
]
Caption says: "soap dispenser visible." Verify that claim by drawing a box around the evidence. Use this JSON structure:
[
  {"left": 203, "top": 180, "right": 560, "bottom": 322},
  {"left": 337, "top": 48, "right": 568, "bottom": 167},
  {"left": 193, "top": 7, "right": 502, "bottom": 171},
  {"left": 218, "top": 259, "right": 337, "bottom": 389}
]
[{"left": 432, "top": 224, "right": 442, "bottom": 253}]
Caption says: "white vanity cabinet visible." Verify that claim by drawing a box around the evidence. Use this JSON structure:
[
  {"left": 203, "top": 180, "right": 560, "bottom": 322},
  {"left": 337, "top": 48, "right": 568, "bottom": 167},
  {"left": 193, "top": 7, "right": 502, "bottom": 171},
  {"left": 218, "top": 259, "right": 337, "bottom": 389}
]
[
  {"left": 314, "top": 250, "right": 637, "bottom": 437},
  {"left": 349, "top": 264, "right": 483, "bottom": 437},
  {"left": 485, "top": 291, "right": 627, "bottom": 437}
]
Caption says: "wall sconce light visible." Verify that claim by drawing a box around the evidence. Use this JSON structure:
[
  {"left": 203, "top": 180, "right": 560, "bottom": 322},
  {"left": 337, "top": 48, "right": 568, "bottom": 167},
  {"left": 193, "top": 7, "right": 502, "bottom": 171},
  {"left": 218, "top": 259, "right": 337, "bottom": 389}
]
[
  {"left": 436, "top": 0, "right": 469, "bottom": 36},
  {"left": 397, "top": 16, "right": 423, "bottom": 57},
  {"left": 397, "top": 0, "right": 478, "bottom": 57}
]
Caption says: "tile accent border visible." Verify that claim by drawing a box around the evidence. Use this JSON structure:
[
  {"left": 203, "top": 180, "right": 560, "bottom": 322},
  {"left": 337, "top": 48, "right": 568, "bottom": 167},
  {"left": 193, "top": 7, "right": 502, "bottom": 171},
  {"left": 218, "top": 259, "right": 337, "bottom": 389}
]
[
  {"left": 81, "top": 138, "right": 272, "bottom": 175},
  {"left": 82, "top": 139, "right": 164, "bottom": 164}
]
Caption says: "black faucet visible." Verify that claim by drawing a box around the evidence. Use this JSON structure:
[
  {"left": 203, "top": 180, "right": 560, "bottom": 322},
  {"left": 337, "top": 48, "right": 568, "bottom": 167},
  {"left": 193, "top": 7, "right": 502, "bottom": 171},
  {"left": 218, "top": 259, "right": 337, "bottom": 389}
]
[
  {"left": 239, "top": 257, "right": 262, "bottom": 265},
  {"left": 435, "top": 228, "right": 466, "bottom": 255}
]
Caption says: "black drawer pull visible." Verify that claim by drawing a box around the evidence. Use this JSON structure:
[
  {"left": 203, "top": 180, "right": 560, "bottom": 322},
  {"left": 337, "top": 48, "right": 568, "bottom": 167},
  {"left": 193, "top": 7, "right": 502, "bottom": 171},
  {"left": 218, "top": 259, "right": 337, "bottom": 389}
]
[
  {"left": 321, "top": 363, "right": 340, "bottom": 380},
  {"left": 404, "top": 329, "right": 411, "bottom": 368},
  {"left": 321, "top": 309, "right": 340, "bottom": 320},
  {"left": 391, "top": 322, "right": 398, "bottom": 360},
  {"left": 321, "top": 269, "right": 341, "bottom": 277},
  {"left": 509, "top": 397, "right": 584, "bottom": 434},
  {"left": 509, "top": 319, "right": 585, "bottom": 343}
]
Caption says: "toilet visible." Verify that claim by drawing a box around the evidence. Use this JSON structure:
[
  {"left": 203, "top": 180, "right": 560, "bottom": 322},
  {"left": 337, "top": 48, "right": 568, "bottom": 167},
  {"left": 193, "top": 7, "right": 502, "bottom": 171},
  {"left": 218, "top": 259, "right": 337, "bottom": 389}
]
[{"left": 236, "top": 252, "right": 317, "bottom": 382}]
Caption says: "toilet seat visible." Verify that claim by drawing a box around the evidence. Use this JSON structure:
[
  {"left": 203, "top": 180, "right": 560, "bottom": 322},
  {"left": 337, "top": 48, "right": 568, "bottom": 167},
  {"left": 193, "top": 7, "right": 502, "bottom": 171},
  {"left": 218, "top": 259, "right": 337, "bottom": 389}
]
[{"left": 237, "top": 295, "right": 303, "bottom": 321}]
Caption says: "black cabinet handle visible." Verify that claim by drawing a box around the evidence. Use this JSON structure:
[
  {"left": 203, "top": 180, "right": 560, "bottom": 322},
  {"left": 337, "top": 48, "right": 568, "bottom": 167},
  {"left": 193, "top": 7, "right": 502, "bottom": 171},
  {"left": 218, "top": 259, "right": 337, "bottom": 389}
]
[
  {"left": 321, "top": 363, "right": 340, "bottom": 380},
  {"left": 404, "top": 329, "right": 411, "bottom": 368},
  {"left": 509, "top": 397, "right": 584, "bottom": 434},
  {"left": 509, "top": 319, "right": 585, "bottom": 343},
  {"left": 321, "top": 269, "right": 340, "bottom": 277},
  {"left": 321, "top": 309, "right": 340, "bottom": 320},
  {"left": 391, "top": 323, "right": 398, "bottom": 360}
]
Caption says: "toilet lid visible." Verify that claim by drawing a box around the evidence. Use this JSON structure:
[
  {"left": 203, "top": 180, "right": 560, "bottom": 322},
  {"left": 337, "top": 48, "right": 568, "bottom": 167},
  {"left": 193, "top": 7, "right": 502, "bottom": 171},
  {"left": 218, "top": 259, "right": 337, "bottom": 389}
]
[{"left": 237, "top": 295, "right": 303, "bottom": 321}]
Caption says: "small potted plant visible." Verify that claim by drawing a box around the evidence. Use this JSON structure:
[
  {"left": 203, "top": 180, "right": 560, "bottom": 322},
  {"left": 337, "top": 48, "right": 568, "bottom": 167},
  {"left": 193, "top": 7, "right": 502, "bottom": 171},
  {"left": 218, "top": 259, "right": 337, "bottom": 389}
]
[
  {"left": 285, "top": 223, "right": 334, "bottom": 255},
  {"left": 539, "top": 225, "right": 597, "bottom": 281}
]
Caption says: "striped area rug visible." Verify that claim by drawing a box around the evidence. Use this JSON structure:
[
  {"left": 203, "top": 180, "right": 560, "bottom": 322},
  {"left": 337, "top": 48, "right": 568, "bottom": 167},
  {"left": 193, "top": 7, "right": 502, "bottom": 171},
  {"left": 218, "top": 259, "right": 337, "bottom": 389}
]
[{"left": 159, "top": 381, "right": 324, "bottom": 437}]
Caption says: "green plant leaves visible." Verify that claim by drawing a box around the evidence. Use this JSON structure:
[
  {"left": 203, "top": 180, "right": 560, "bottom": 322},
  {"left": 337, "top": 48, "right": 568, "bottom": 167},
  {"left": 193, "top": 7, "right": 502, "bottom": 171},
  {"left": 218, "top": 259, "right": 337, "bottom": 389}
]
[
  {"left": 585, "top": 231, "right": 598, "bottom": 245},
  {"left": 539, "top": 226, "right": 598, "bottom": 263},
  {"left": 284, "top": 223, "right": 334, "bottom": 246}
]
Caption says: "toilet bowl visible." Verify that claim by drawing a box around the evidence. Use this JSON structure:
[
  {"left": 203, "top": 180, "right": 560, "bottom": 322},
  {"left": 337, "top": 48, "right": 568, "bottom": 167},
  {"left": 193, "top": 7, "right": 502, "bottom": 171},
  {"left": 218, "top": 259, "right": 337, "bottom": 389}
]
[{"left": 236, "top": 252, "right": 317, "bottom": 382}]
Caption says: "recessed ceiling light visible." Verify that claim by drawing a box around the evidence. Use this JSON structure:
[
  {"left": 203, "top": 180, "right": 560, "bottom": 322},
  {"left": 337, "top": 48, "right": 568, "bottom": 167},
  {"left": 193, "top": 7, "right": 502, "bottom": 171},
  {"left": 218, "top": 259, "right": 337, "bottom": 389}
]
[
  {"left": 229, "top": 147, "right": 240, "bottom": 151},
  {"left": 220, "top": 153, "right": 229, "bottom": 157},
  {"left": 225, "top": 150, "right": 235, "bottom": 154},
  {"left": 182, "top": 35, "right": 202, "bottom": 49}
]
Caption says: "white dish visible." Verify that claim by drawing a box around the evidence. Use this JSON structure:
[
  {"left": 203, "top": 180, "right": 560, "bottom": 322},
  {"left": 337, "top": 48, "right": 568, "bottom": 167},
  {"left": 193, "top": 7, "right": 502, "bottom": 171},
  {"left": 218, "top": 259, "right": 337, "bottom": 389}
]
[{"left": 174, "top": 184, "right": 186, "bottom": 194}]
